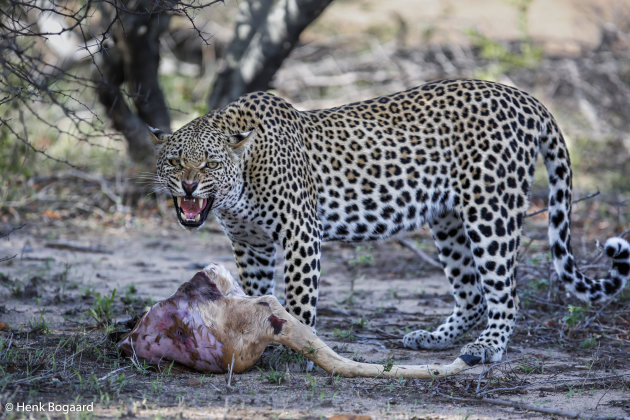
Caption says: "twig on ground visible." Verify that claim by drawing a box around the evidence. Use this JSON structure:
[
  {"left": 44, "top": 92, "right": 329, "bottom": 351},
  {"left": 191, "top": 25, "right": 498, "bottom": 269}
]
[
  {"left": 525, "top": 190, "right": 600, "bottom": 218},
  {"left": 475, "top": 360, "right": 513, "bottom": 395},
  {"left": 397, "top": 238, "right": 442, "bottom": 269},
  {"left": 127, "top": 337, "right": 146, "bottom": 374},
  {"left": 12, "top": 373, "right": 61, "bottom": 386},
  {"left": 372, "top": 328, "right": 402, "bottom": 340},
  {"left": 225, "top": 353, "right": 235, "bottom": 390},
  {"left": 98, "top": 366, "right": 131, "bottom": 382},
  {"left": 579, "top": 288, "right": 625, "bottom": 329}
]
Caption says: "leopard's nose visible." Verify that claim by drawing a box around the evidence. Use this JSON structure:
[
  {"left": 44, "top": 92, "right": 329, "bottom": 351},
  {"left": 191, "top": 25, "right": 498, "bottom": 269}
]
[{"left": 182, "top": 181, "right": 198, "bottom": 196}]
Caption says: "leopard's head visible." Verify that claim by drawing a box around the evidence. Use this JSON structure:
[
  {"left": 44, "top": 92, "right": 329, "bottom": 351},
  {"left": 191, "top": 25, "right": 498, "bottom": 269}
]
[{"left": 150, "top": 115, "right": 255, "bottom": 230}]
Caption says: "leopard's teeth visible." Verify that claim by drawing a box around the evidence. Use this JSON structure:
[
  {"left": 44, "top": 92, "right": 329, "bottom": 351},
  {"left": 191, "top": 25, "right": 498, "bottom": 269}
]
[
  {"left": 197, "top": 198, "right": 204, "bottom": 207},
  {"left": 194, "top": 214, "right": 200, "bottom": 222},
  {"left": 180, "top": 209, "right": 186, "bottom": 219},
  {"left": 177, "top": 197, "right": 182, "bottom": 207}
]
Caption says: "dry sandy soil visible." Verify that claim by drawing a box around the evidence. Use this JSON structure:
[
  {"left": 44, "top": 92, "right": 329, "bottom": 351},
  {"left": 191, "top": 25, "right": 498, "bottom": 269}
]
[{"left": 1, "top": 201, "right": 629, "bottom": 419}]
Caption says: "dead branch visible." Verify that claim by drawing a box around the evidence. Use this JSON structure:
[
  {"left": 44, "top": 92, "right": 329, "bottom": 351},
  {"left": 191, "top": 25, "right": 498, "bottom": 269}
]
[
  {"left": 475, "top": 360, "right": 513, "bottom": 395},
  {"left": 63, "top": 170, "right": 124, "bottom": 211},
  {"left": 481, "top": 396, "right": 625, "bottom": 420},
  {"left": 0, "top": 224, "right": 25, "bottom": 263},
  {"left": 525, "top": 190, "right": 600, "bottom": 218},
  {"left": 45, "top": 241, "right": 113, "bottom": 254},
  {"left": 397, "top": 238, "right": 442, "bottom": 269},
  {"left": 0, "top": 224, "right": 24, "bottom": 240},
  {"left": 476, "top": 372, "right": 630, "bottom": 397},
  {"left": 438, "top": 387, "right": 630, "bottom": 420}
]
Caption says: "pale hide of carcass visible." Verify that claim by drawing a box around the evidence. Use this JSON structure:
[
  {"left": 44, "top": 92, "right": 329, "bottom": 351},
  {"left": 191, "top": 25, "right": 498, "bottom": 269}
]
[{"left": 118, "top": 264, "right": 477, "bottom": 378}]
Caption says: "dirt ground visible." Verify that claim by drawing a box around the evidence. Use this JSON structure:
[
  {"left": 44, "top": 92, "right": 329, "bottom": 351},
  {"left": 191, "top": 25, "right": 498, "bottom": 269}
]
[{"left": 1, "top": 195, "right": 629, "bottom": 419}]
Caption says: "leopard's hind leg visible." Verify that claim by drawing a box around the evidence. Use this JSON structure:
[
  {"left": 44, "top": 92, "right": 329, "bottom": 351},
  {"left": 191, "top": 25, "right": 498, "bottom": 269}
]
[
  {"left": 403, "top": 211, "right": 486, "bottom": 350},
  {"left": 455, "top": 210, "right": 522, "bottom": 364}
]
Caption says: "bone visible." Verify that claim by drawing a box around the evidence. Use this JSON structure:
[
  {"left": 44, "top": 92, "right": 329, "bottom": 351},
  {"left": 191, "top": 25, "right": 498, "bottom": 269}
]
[{"left": 118, "top": 264, "right": 471, "bottom": 378}]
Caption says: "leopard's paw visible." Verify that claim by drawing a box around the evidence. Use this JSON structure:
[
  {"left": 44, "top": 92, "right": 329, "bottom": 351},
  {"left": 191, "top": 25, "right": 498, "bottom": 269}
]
[
  {"left": 402, "top": 329, "right": 455, "bottom": 350},
  {"left": 459, "top": 342, "right": 504, "bottom": 365}
]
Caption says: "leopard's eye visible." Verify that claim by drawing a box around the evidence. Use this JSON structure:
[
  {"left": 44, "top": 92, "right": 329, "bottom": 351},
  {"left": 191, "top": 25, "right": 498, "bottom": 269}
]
[
  {"left": 169, "top": 159, "right": 181, "bottom": 167},
  {"left": 205, "top": 161, "right": 220, "bottom": 170}
]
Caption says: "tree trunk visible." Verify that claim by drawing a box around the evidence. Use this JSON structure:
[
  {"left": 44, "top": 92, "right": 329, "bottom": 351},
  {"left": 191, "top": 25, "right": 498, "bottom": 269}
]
[
  {"left": 207, "top": 0, "right": 333, "bottom": 110},
  {"left": 93, "top": 1, "right": 172, "bottom": 169},
  {"left": 116, "top": 12, "right": 171, "bottom": 131},
  {"left": 95, "top": 44, "right": 152, "bottom": 168}
]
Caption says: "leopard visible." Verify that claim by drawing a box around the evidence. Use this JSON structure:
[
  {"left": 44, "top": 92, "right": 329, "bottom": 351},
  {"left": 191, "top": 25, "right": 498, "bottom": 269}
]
[{"left": 150, "top": 79, "right": 630, "bottom": 365}]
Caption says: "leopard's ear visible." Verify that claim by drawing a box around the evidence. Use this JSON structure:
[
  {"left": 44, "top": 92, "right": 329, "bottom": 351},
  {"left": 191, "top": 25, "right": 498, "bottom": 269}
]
[
  {"left": 229, "top": 130, "right": 255, "bottom": 155},
  {"left": 148, "top": 126, "right": 172, "bottom": 145}
]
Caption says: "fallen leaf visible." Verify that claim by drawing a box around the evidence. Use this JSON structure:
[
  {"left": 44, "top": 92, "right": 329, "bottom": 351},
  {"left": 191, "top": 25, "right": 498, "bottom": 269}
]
[
  {"left": 43, "top": 209, "right": 62, "bottom": 219},
  {"left": 186, "top": 378, "right": 201, "bottom": 386}
]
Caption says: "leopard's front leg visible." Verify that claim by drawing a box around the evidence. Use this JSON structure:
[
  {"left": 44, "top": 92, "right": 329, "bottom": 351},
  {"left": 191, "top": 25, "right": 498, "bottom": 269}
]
[
  {"left": 281, "top": 222, "right": 323, "bottom": 327},
  {"left": 232, "top": 240, "right": 277, "bottom": 296}
]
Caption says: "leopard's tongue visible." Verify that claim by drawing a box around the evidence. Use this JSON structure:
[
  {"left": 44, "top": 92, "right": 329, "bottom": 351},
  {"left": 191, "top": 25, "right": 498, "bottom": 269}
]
[{"left": 179, "top": 197, "right": 207, "bottom": 220}]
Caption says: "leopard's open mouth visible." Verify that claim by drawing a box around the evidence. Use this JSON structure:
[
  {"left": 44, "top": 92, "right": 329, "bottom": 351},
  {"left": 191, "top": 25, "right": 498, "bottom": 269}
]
[{"left": 173, "top": 196, "right": 213, "bottom": 228}]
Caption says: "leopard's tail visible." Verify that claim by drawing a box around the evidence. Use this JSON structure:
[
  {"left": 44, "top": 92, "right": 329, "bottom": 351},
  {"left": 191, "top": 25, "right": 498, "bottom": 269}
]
[{"left": 539, "top": 118, "right": 629, "bottom": 303}]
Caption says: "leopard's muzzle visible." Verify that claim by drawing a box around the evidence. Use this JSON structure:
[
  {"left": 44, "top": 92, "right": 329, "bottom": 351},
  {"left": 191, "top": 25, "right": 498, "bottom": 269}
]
[{"left": 173, "top": 196, "right": 214, "bottom": 228}]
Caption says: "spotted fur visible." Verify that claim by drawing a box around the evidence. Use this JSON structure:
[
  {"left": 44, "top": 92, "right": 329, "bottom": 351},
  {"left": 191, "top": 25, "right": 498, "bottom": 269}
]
[{"left": 154, "top": 79, "right": 630, "bottom": 363}]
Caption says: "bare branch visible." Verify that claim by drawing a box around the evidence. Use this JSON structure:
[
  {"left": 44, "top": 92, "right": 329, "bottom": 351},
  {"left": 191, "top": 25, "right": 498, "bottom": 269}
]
[
  {"left": 45, "top": 241, "right": 113, "bottom": 254},
  {"left": 1, "top": 0, "right": 226, "bottom": 168},
  {"left": 436, "top": 374, "right": 630, "bottom": 420},
  {"left": 397, "top": 238, "right": 442, "bottom": 269},
  {"left": 525, "top": 190, "right": 600, "bottom": 218}
]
